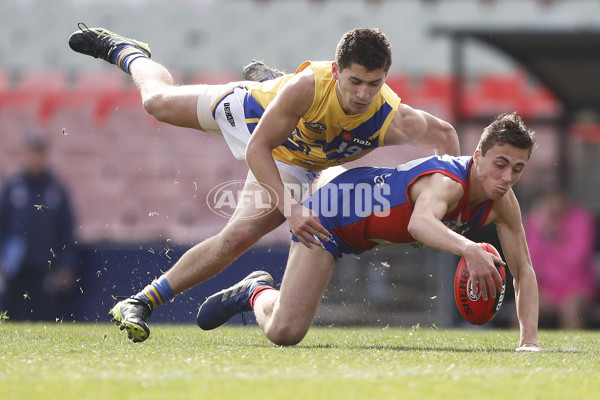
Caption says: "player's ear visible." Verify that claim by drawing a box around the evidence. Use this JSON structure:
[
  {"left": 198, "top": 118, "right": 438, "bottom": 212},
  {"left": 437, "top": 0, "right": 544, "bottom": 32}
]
[
  {"left": 473, "top": 149, "right": 482, "bottom": 166},
  {"left": 331, "top": 62, "right": 339, "bottom": 80}
]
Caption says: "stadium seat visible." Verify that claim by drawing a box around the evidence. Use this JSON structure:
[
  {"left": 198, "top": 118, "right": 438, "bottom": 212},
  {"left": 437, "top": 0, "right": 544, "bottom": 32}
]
[
  {"left": 38, "top": 70, "right": 132, "bottom": 124},
  {"left": 570, "top": 121, "right": 600, "bottom": 144},
  {"left": 526, "top": 86, "right": 562, "bottom": 118},
  {"left": 0, "top": 69, "right": 11, "bottom": 90},
  {"left": 460, "top": 71, "right": 530, "bottom": 118},
  {"left": 0, "top": 88, "right": 36, "bottom": 109},
  {"left": 38, "top": 91, "right": 96, "bottom": 123},
  {"left": 70, "top": 176, "right": 124, "bottom": 242},
  {"left": 17, "top": 69, "right": 67, "bottom": 93},
  {"left": 95, "top": 88, "right": 141, "bottom": 120},
  {"left": 410, "top": 74, "right": 454, "bottom": 121},
  {"left": 420, "top": 75, "right": 453, "bottom": 100},
  {"left": 73, "top": 69, "right": 127, "bottom": 93},
  {"left": 385, "top": 74, "right": 414, "bottom": 104},
  {"left": 0, "top": 89, "right": 39, "bottom": 126},
  {"left": 107, "top": 198, "right": 169, "bottom": 244}
]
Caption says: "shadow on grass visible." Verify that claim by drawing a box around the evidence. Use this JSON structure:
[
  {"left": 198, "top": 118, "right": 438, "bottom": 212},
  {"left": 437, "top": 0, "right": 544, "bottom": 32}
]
[
  {"left": 243, "top": 342, "right": 582, "bottom": 354},
  {"left": 296, "top": 344, "right": 514, "bottom": 353}
]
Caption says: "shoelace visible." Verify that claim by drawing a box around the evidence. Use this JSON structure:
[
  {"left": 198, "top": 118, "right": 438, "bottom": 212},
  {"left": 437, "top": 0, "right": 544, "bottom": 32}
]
[
  {"left": 77, "top": 22, "right": 93, "bottom": 38},
  {"left": 75, "top": 22, "right": 106, "bottom": 57}
]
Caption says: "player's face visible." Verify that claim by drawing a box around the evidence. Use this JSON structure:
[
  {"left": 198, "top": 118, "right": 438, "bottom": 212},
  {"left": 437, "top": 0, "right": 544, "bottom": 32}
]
[
  {"left": 473, "top": 143, "right": 529, "bottom": 200},
  {"left": 332, "top": 62, "right": 387, "bottom": 115}
]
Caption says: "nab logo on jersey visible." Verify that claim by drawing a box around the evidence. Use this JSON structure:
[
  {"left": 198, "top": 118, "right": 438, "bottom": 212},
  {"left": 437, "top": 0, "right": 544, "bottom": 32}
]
[{"left": 334, "top": 131, "right": 374, "bottom": 158}]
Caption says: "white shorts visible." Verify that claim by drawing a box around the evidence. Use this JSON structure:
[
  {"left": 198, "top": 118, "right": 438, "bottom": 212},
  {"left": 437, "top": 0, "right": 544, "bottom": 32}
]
[
  {"left": 196, "top": 81, "right": 255, "bottom": 160},
  {"left": 196, "top": 82, "right": 318, "bottom": 201}
]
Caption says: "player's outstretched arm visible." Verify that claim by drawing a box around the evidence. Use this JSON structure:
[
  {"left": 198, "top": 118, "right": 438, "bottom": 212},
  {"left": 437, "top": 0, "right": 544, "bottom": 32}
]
[
  {"left": 494, "top": 191, "right": 546, "bottom": 351},
  {"left": 246, "top": 71, "right": 329, "bottom": 249},
  {"left": 384, "top": 104, "right": 460, "bottom": 156},
  {"left": 407, "top": 174, "right": 504, "bottom": 301}
]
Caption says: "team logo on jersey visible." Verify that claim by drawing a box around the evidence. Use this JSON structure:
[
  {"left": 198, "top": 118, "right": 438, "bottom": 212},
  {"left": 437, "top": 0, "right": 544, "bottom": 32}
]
[
  {"left": 327, "top": 233, "right": 337, "bottom": 245},
  {"left": 350, "top": 136, "right": 372, "bottom": 147},
  {"left": 303, "top": 121, "right": 327, "bottom": 133},
  {"left": 374, "top": 173, "right": 392, "bottom": 187},
  {"left": 330, "top": 131, "right": 375, "bottom": 159},
  {"left": 443, "top": 213, "right": 464, "bottom": 231},
  {"left": 340, "top": 131, "right": 373, "bottom": 148},
  {"left": 443, "top": 214, "right": 473, "bottom": 236}
]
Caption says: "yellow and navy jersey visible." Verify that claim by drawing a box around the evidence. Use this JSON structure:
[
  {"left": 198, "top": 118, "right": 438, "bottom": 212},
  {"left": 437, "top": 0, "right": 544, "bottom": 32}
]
[{"left": 243, "top": 61, "right": 402, "bottom": 172}]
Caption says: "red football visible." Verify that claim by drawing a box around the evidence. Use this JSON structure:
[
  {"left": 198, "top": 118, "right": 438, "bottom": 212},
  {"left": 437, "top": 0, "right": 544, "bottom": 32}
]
[{"left": 454, "top": 242, "right": 506, "bottom": 325}]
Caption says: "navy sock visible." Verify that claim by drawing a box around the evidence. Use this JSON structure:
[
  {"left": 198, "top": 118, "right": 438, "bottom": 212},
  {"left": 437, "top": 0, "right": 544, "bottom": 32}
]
[
  {"left": 109, "top": 45, "right": 148, "bottom": 74},
  {"left": 134, "top": 275, "right": 175, "bottom": 310}
]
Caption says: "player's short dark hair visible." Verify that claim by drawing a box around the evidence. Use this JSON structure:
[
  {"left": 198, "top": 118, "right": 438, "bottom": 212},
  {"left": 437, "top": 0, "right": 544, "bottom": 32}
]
[
  {"left": 335, "top": 28, "right": 392, "bottom": 72},
  {"left": 478, "top": 112, "right": 536, "bottom": 159}
]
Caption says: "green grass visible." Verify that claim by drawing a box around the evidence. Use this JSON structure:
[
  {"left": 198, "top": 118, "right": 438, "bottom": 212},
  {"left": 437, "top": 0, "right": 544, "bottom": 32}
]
[{"left": 1, "top": 323, "right": 599, "bottom": 400}]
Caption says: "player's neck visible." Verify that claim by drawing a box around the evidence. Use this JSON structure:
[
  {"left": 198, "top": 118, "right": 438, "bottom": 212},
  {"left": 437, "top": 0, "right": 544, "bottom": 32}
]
[{"left": 467, "top": 169, "right": 490, "bottom": 208}]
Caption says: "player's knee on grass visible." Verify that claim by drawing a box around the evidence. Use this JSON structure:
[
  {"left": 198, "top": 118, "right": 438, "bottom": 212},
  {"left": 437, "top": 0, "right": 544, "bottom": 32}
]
[
  {"left": 265, "top": 322, "right": 309, "bottom": 346},
  {"left": 263, "top": 307, "right": 312, "bottom": 346}
]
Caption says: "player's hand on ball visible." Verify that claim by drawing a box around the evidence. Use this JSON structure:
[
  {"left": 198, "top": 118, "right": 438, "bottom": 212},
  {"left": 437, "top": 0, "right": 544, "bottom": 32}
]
[
  {"left": 463, "top": 243, "right": 505, "bottom": 301},
  {"left": 454, "top": 243, "right": 506, "bottom": 325}
]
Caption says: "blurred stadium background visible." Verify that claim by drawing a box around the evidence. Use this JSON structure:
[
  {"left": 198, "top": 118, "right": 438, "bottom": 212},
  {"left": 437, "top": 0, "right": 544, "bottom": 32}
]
[{"left": 1, "top": 0, "right": 599, "bottom": 327}]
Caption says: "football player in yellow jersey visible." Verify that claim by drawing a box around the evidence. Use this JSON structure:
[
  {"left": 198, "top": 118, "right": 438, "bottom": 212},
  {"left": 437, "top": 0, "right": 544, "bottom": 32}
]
[{"left": 69, "top": 25, "right": 459, "bottom": 342}]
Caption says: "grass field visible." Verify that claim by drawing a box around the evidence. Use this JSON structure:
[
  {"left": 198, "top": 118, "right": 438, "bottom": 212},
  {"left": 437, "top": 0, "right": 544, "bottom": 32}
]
[{"left": 1, "top": 322, "right": 599, "bottom": 400}]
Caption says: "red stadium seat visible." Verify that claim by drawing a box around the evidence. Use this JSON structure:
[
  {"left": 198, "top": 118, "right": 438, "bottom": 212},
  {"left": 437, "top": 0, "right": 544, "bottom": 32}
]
[
  {"left": 38, "top": 91, "right": 96, "bottom": 123},
  {"left": 570, "top": 121, "right": 600, "bottom": 144},
  {"left": 409, "top": 74, "right": 454, "bottom": 121},
  {"left": 0, "top": 69, "right": 11, "bottom": 91},
  {"left": 385, "top": 73, "right": 414, "bottom": 104},
  {"left": 73, "top": 69, "right": 127, "bottom": 93},
  {"left": 94, "top": 88, "right": 144, "bottom": 124},
  {"left": 526, "top": 86, "right": 562, "bottom": 118},
  {"left": 17, "top": 69, "right": 67, "bottom": 93},
  {"left": 460, "top": 71, "right": 530, "bottom": 118},
  {"left": 0, "top": 89, "right": 40, "bottom": 129},
  {"left": 420, "top": 74, "right": 453, "bottom": 100}
]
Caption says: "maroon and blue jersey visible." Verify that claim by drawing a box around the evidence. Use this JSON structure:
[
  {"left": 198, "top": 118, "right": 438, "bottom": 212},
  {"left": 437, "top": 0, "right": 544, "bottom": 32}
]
[{"left": 295, "top": 155, "right": 494, "bottom": 259}]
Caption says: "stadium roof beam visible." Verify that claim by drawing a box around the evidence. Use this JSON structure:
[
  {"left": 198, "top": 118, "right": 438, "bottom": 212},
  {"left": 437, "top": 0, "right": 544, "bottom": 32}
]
[
  {"left": 432, "top": 27, "right": 600, "bottom": 186},
  {"left": 433, "top": 27, "right": 600, "bottom": 116}
]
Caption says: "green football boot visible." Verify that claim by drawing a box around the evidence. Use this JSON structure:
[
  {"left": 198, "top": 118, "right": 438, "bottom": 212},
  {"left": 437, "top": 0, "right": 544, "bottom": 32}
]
[
  {"left": 68, "top": 22, "right": 151, "bottom": 63},
  {"left": 109, "top": 298, "right": 152, "bottom": 343}
]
